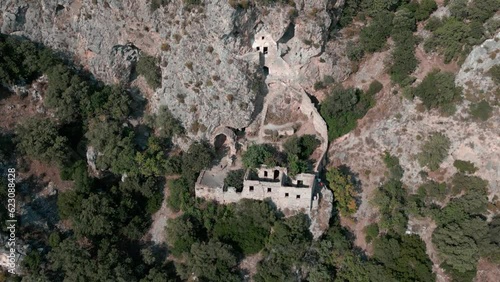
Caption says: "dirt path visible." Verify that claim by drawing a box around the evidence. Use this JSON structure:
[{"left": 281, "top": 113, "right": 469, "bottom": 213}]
[{"left": 145, "top": 179, "right": 180, "bottom": 244}]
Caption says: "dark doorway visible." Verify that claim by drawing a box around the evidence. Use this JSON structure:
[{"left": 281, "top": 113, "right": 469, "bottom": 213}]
[
  {"left": 214, "top": 134, "right": 227, "bottom": 151},
  {"left": 56, "top": 4, "right": 65, "bottom": 13},
  {"left": 263, "top": 47, "right": 268, "bottom": 54},
  {"left": 263, "top": 66, "right": 269, "bottom": 76},
  {"left": 214, "top": 134, "right": 229, "bottom": 163},
  {"left": 274, "top": 170, "right": 280, "bottom": 179}
]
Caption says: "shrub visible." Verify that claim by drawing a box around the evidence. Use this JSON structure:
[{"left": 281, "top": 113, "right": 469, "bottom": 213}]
[
  {"left": 389, "top": 9, "right": 418, "bottom": 85},
  {"left": 366, "top": 80, "right": 383, "bottom": 96},
  {"left": 373, "top": 179, "right": 408, "bottom": 234},
  {"left": 359, "top": 11, "right": 394, "bottom": 53},
  {"left": 487, "top": 65, "right": 500, "bottom": 84},
  {"left": 224, "top": 169, "right": 245, "bottom": 191},
  {"left": 417, "top": 180, "right": 448, "bottom": 204},
  {"left": 150, "top": 0, "right": 169, "bottom": 12},
  {"left": 181, "top": 141, "right": 215, "bottom": 182},
  {"left": 313, "top": 81, "right": 326, "bottom": 90},
  {"left": 469, "top": 100, "right": 493, "bottom": 121},
  {"left": 320, "top": 86, "right": 374, "bottom": 140},
  {"left": 167, "top": 177, "right": 194, "bottom": 212},
  {"left": 213, "top": 200, "right": 276, "bottom": 255},
  {"left": 347, "top": 45, "right": 365, "bottom": 62},
  {"left": 425, "top": 17, "right": 443, "bottom": 31},
  {"left": 468, "top": 0, "right": 500, "bottom": 23},
  {"left": 454, "top": 160, "right": 478, "bottom": 174},
  {"left": 383, "top": 152, "right": 404, "bottom": 180},
  {"left": 424, "top": 18, "right": 471, "bottom": 63},
  {"left": 415, "top": 0, "right": 437, "bottom": 21},
  {"left": 16, "top": 118, "right": 70, "bottom": 166},
  {"left": 326, "top": 167, "right": 357, "bottom": 216},
  {"left": 160, "top": 43, "right": 170, "bottom": 51},
  {"left": 417, "top": 133, "right": 450, "bottom": 171},
  {"left": 136, "top": 53, "right": 161, "bottom": 89},
  {"left": 365, "top": 223, "right": 379, "bottom": 243},
  {"left": 413, "top": 70, "right": 462, "bottom": 114},
  {"left": 242, "top": 144, "right": 277, "bottom": 168}
]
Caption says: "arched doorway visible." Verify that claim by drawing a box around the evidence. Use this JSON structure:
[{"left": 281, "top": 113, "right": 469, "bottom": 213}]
[{"left": 214, "top": 134, "right": 228, "bottom": 155}]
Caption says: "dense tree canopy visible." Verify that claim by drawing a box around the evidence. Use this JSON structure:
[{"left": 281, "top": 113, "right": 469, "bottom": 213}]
[
  {"left": 326, "top": 167, "right": 358, "bottom": 216},
  {"left": 16, "top": 118, "right": 70, "bottom": 166},
  {"left": 320, "top": 86, "right": 375, "bottom": 140}
]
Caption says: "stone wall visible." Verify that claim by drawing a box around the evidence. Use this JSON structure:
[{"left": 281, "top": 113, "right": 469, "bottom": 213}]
[{"left": 195, "top": 167, "right": 317, "bottom": 211}]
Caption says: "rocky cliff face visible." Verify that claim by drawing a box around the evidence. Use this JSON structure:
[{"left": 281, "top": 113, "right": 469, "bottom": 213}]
[{"left": 0, "top": 0, "right": 348, "bottom": 138}]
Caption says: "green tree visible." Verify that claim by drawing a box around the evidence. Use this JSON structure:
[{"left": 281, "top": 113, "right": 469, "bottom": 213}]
[
  {"left": 326, "top": 167, "right": 358, "bottom": 216},
  {"left": 415, "top": 0, "right": 437, "bottom": 21},
  {"left": 241, "top": 144, "right": 276, "bottom": 168},
  {"left": 181, "top": 141, "right": 214, "bottom": 182},
  {"left": 73, "top": 193, "right": 116, "bottom": 237},
  {"left": 178, "top": 240, "right": 240, "bottom": 282},
  {"left": 481, "top": 215, "right": 500, "bottom": 263},
  {"left": 223, "top": 169, "right": 245, "bottom": 191},
  {"left": 80, "top": 85, "right": 131, "bottom": 121},
  {"left": 16, "top": 118, "right": 70, "bottom": 166},
  {"left": 469, "top": 100, "right": 493, "bottom": 121},
  {"left": 417, "top": 180, "right": 447, "bottom": 204},
  {"left": 383, "top": 152, "right": 404, "bottom": 180},
  {"left": 365, "top": 223, "right": 379, "bottom": 243},
  {"left": 389, "top": 8, "right": 418, "bottom": 85},
  {"left": 468, "top": 0, "right": 500, "bottom": 23},
  {"left": 453, "top": 160, "right": 478, "bottom": 174},
  {"left": 360, "top": 11, "right": 394, "bottom": 53},
  {"left": 167, "top": 177, "right": 194, "bottom": 212},
  {"left": 373, "top": 179, "right": 408, "bottom": 234},
  {"left": 85, "top": 119, "right": 137, "bottom": 175},
  {"left": 283, "top": 135, "right": 320, "bottom": 160},
  {"left": 424, "top": 18, "right": 472, "bottom": 63},
  {"left": 255, "top": 214, "right": 312, "bottom": 281},
  {"left": 431, "top": 174, "right": 489, "bottom": 279},
  {"left": 135, "top": 137, "right": 169, "bottom": 176},
  {"left": 136, "top": 53, "right": 161, "bottom": 89},
  {"left": 213, "top": 200, "right": 276, "bottom": 255},
  {"left": 414, "top": 70, "right": 462, "bottom": 114},
  {"left": 166, "top": 214, "right": 200, "bottom": 257},
  {"left": 287, "top": 154, "right": 309, "bottom": 177},
  {"left": 45, "top": 64, "right": 90, "bottom": 123},
  {"left": 417, "top": 132, "right": 450, "bottom": 171},
  {"left": 320, "top": 86, "right": 374, "bottom": 140},
  {"left": 373, "top": 235, "right": 435, "bottom": 282}
]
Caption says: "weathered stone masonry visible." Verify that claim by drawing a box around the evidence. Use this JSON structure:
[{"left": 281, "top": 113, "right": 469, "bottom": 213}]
[{"left": 195, "top": 166, "right": 319, "bottom": 212}]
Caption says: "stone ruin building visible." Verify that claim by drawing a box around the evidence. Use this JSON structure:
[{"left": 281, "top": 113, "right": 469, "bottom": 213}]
[{"left": 195, "top": 166, "right": 319, "bottom": 213}]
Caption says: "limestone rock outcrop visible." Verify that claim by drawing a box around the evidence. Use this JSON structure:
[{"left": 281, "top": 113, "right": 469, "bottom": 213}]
[
  {"left": 455, "top": 31, "right": 500, "bottom": 101},
  {"left": 0, "top": 0, "right": 349, "bottom": 138}
]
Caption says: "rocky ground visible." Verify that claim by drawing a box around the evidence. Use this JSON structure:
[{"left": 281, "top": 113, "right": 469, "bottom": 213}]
[
  {"left": 1, "top": 0, "right": 348, "bottom": 141},
  {"left": 329, "top": 26, "right": 500, "bottom": 282}
]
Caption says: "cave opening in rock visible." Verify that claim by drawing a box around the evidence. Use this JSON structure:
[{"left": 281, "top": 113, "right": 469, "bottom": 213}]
[
  {"left": 56, "top": 5, "right": 65, "bottom": 13},
  {"left": 263, "top": 47, "right": 268, "bottom": 55},
  {"left": 263, "top": 66, "right": 269, "bottom": 76}
]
